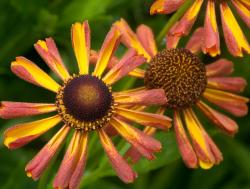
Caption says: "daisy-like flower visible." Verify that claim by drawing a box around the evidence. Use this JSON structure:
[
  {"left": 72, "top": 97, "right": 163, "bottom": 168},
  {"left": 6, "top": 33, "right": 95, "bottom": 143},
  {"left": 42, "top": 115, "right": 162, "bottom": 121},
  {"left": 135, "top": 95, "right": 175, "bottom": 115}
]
[
  {"left": 112, "top": 19, "right": 249, "bottom": 169},
  {"left": 150, "top": 0, "right": 250, "bottom": 57},
  {"left": 0, "top": 21, "right": 172, "bottom": 189}
]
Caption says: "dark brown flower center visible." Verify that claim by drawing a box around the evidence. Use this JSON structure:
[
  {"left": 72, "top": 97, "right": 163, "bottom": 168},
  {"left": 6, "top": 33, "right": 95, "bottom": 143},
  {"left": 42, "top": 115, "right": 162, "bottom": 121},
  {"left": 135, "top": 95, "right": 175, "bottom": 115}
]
[
  {"left": 56, "top": 75, "right": 114, "bottom": 131},
  {"left": 144, "top": 48, "right": 207, "bottom": 109}
]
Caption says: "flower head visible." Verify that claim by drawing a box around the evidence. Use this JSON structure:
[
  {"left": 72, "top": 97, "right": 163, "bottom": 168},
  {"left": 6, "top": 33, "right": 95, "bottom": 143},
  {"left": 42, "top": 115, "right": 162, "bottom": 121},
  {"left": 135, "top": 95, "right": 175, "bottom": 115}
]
[
  {"left": 113, "top": 19, "right": 249, "bottom": 168},
  {"left": 150, "top": 0, "right": 250, "bottom": 57},
  {"left": 0, "top": 21, "right": 172, "bottom": 189}
]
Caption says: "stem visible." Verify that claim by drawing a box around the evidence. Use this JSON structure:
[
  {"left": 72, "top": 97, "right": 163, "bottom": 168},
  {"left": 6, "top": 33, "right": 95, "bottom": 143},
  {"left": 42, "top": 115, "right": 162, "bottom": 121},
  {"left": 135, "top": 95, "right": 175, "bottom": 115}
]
[{"left": 156, "top": 0, "right": 195, "bottom": 45}]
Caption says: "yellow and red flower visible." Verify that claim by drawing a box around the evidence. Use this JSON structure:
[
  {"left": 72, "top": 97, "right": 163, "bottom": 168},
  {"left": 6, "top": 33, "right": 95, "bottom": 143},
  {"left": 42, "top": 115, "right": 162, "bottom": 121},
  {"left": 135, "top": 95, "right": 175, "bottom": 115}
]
[
  {"left": 0, "top": 21, "right": 172, "bottom": 189},
  {"left": 112, "top": 19, "right": 249, "bottom": 169},
  {"left": 150, "top": 0, "right": 250, "bottom": 57}
]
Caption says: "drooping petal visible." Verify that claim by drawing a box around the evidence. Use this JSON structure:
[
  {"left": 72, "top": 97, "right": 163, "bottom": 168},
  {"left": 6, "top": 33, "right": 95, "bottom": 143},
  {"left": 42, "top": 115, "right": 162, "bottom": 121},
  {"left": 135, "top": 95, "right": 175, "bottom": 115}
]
[
  {"left": 4, "top": 115, "right": 61, "bottom": 149},
  {"left": 203, "top": 0, "right": 220, "bottom": 57},
  {"left": 196, "top": 101, "right": 238, "bottom": 136},
  {"left": 183, "top": 108, "right": 215, "bottom": 169},
  {"left": 71, "top": 21, "right": 91, "bottom": 75},
  {"left": 150, "top": 0, "right": 185, "bottom": 14},
  {"left": 220, "top": 1, "right": 250, "bottom": 56},
  {"left": 168, "top": 0, "right": 203, "bottom": 37},
  {"left": 103, "top": 52, "right": 146, "bottom": 84},
  {"left": 53, "top": 131, "right": 88, "bottom": 189},
  {"left": 206, "top": 59, "right": 233, "bottom": 77},
  {"left": 0, "top": 101, "right": 57, "bottom": 119},
  {"left": 25, "top": 125, "right": 70, "bottom": 180},
  {"left": 136, "top": 24, "right": 158, "bottom": 57},
  {"left": 231, "top": 0, "right": 250, "bottom": 28},
  {"left": 174, "top": 111, "right": 198, "bottom": 168},
  {"left": 98, "top": 129, "right": 137, "bottom": 183},
  {"left": 114, "top": 19, "right": 151, "bottom": 61},
  {"left": 203, "top": 88, "right": 249, "bottom": 117},
  {"left": 35, "top": 38, "right": 70, "bottom": 80},
  {"left": 110, "top": 117, "right": 161, "bottom": 160},
  {"left": 207, "top": 77, "right": 247, "bottom": 93},
  {"left": 114, "top": 89, "right": 167, "bottom": 106},
  {"left": 11, "top": 57, "right": 60, "bottom": 93},
  {"left": 185, "top": 27, "right": 204, "bottom": 54},
  {"left": 93, "top": 27, "right": 121, "bottom": 77},
  {"left": 115, "top": 107, "right": 171, "bottom": 130}
]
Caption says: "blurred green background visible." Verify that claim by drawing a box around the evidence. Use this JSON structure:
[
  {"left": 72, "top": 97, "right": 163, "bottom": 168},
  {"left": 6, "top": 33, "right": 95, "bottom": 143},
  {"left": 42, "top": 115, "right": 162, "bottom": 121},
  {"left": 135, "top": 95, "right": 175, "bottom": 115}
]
[{"left": 0, "top": 0, "right": 250, "bottom": 189}]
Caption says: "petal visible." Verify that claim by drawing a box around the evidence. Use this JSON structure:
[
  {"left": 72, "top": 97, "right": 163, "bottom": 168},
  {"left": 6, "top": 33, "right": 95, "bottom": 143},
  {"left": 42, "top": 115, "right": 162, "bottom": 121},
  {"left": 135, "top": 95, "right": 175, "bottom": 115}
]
[
  {"left": 174, "top": 111, "right": 198, "bottom": 168},
  {"left": 231, "top": 0, "right": 250, "bottom": 28},
  {"left": 197, "top": 101, "right": 238, "bottom": 136},
  {"left": 207, "top": 77, "right": 247, "bottom": 93},
  {"left": 129, "top": 68, "right": 145, "bottom": 78},
  {"left": 93, "top": 27, "right": 121, "bottom": 77},
  {"left": 115, "top": 107, "right": 171, "bottom": 130},
  {"left": 183, "top": 108, "right": 215, "bottom": 169},
  {"left": 89, "top": 50, "right": 117, "bottom": 70},
  {"left": 206, "top": 59, "right": 233, "bottom": 77},
  {"left": 4, "top": 115, "right": 61, "bottom": 149},
  {"left": 168, "top": 0, "right": 203, "bottom": 37},
  {"left": 0, "top": 101, "right": 57, "bottom": 119},
  {"left": 103, "top": 51, "right": 146, "bottom": 84},
  {"left": 136, "top": 24, "right": 158, "bottom": 57},
  {"left": 114, "top": 89, "right": 167, "bottom": 106},
  {"left": 238, "top": 0, "right": 250, "bottom": 10},
  {"left": 150, "top": 0, "right": 185, "bottom": 14},
  {"left": 220, "top": 1, "right": 250, "bottom": 56},
  {"left": 35, "top": 38, "right": 70, "bottom": 80},
  {"left": 53, "top": 131, "right": 88, "bottom": 189},
  {"left": 166, "top": 23, "right": 181, "bottom": 49},
  {"left": 11, "top": 57, "right": 60, "bottom": 93},
  {"left": 98, "top": 129, "right": 137, "bottom": 183},
  {"left": 114, "top": 19, "right": 151, "bottom": 61},
  {"left": 25, "top": 125, "right": 70, "bottom": 180},
  {"left": 110, "top": 117, "right": 162, "bottom": 160},
  {"left": 203, "top": 0, "right": 220, "bottom": 57},
  {"left": 203, "top": 88, "right": 249, "bottom": 117},
  {"left": 185, "top": 27, "right": 204, "bottom": 54},
  {"left": 71, "top": 21, "right": 91, "bottom": 74}
]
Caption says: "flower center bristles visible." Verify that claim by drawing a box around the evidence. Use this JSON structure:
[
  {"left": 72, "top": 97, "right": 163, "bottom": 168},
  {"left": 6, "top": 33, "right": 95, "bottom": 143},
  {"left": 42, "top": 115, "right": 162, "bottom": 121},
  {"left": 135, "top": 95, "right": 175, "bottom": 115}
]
[
  {"left": 144, "top": 48, "right": 207, "bottom": 109},
  {"left": 56, "top": 75, "right": 115, "bottom": 131}
]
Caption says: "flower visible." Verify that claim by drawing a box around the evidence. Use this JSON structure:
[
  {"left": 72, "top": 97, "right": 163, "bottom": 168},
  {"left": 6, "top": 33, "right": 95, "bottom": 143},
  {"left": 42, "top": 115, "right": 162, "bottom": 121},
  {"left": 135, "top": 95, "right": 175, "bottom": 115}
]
[
  {"left": 0, "top": 21, "right": 172, "bottom": 189},
  {"left": 150, "top": 0, "right": 250, "bottom": 57},
  {"left": 112, "top": 19, "right": 249, "bottom": 169}
]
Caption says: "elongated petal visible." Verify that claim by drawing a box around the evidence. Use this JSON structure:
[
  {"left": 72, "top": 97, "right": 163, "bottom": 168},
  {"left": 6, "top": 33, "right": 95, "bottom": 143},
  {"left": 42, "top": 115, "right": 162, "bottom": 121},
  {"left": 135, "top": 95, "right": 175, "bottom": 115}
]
[
  {"left": 150, "top": 0, "right": 185, "bottom": 14},
  {"left": 220, "top": 1, "right": 250, "bottom": 56},
  {"left": 93, "top": 27, "right": 121, "bottom": 77},
  {"left": 110, "top": 117, "right": 161, "bottom": 160},
  {"left": 53, "top": 131, "right": 88, "bottom": 189},
  {"left": 0, "top": 101, "right": 57, "bottom": 119},
  {"left": 4, "top": 115, "right": 61, "bottom": 149},
  {"left": 231, "top": 0, "right": 250, "bottom": 28},
  {"left": 166, "top": 23, "right": 181, "bottom": 49},
  {"left": 207, "top": 77, "right": 247, "bottom": 93},
  {"left": 238, "top": 0, "right": 250, "bottom": 9},
  {"left": 174, "top": 111, "right": 198, "bottom": 168},
  {"left": 206, "top": 59, "right": 233, "bottom": 77},
  {"left": 98, "top": 129, "right": 137, "bottom": 183},
  {"left": 103, "top": 53, "right": 146, "bottom": 84},
  {"left": 114, "top": 89, "right": 167, "bottom": 106},
  {"left": 203, "top": 88, "right": 249, "bottom": 117},
  {"left": 129, "top": 68, "right": 145, "bottom": 78},
  {"left": 11, "top": 57, "right": 60, "bottom": 93},
  {"left": 114, "top": 19, "right": 151, "bottom": 61},
  {"left": 90, "top": 50, "right": 117, "bottom": 69},
  {"left": 136, "top": 24, "right": 158, "bottom": 57},
  {"left": 116, "top": 107, "right": 171, "bottom": 130},
  {"left": 25, "top": 125, "right": 70, "bottom": 180},
  {"left": 71, "top": 21, "right": 90, "bottom": 74},
  {"left": 203, "top": 0, "right": 220, "bottom": 57},
  {"left": 35, "top": 38, "right": 70, "bottom": 80},
  {"left": 197, "top": 101, "right": 238, "bottom": 136},
  {"left": 169, "top": 0, "right": 203, "bottom": 37},
  {"left": 185, "top": 27, "right": 204, "bottom": 54},
  {"left": 183, "top": 109, "right": 215, "bottom": 169}
]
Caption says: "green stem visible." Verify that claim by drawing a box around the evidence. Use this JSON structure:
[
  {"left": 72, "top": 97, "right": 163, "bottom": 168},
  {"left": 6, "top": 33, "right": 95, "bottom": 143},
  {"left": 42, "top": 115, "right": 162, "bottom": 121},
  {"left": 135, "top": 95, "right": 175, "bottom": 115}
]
[{"left": 156, "top": 0, "right": 195, "bottom": 45}]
